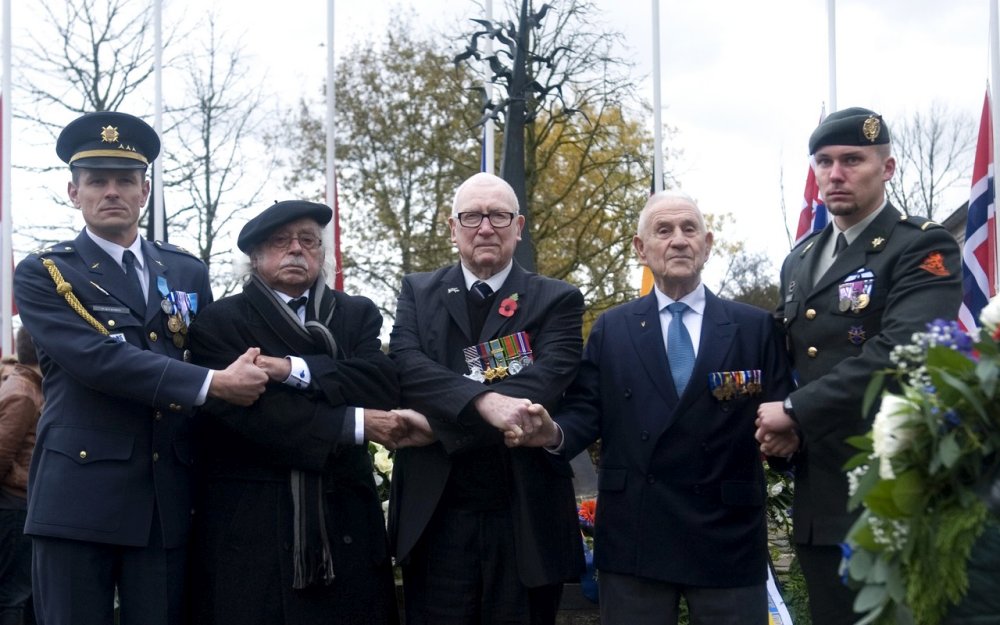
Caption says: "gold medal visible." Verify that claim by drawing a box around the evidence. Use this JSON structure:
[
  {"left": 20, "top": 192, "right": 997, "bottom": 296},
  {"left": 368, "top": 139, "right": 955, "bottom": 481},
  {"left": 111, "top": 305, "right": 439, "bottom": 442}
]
[
  {"left": 855, "top": 294, "right": 870, "bottom": 310},
  {"left": 173, "top": 333, "right": 186, "bottom": 349},
  {"left": 167, "top": 315, "right": 182, "bottom": 333}
]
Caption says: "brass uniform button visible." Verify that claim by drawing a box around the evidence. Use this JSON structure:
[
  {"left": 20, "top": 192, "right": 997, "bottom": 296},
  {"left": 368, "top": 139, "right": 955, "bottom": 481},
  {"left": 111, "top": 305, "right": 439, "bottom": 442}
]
[
  {"left": 154, "top": 411, "right": 162, "bottom": 421},
  {"left": 805, "top": 309, "right": 817, "bottom": 320},
  {"left": 807, "top": 347, "right": 818, "bottom": 357},
  {"left": 149, "top": 331, "right": 158, "bottom": 342},
  {"left": 169, "top": 403, "right": 182, "bottom": 412},
  {"left": 152, "top": 452, "right": 159, "bottom": 462},
  {"left": 108, "top": 319, "right": 116, "bottom": 327},
  {"left": 79, "top": 450, "right": 87, "bottom": 459}
]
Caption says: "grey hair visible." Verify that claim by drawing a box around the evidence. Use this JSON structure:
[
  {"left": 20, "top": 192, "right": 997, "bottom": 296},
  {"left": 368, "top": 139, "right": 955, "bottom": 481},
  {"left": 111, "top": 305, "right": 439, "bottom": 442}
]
[
  {"left": 451, "top": 172, "right": 520, "bottom": 217},
  {"left": 637, "top": 190, "right": 705, "bottom": 236}
]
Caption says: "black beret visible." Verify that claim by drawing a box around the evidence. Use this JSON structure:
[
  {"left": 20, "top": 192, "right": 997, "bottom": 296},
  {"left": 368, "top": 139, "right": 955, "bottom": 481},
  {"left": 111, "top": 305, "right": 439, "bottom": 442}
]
[
  {"left": 237, "top": 200, "right": 332, "bottom": 253},
  {"left": 808, "top": 107, "right": 890, "bottom": 154},
  {"left": 56, "top": 111, "right": 160, "bottom": 170}
]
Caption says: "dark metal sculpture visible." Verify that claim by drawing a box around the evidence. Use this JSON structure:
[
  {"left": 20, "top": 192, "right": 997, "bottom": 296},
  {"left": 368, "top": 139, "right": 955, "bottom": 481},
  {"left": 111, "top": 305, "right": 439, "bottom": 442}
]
[{"left": 457, "top": 1, "right": 575, "bottom": 272}]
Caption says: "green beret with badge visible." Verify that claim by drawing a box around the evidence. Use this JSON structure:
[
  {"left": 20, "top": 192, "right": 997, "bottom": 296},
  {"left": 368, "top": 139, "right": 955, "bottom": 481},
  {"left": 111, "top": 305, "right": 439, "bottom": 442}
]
[{"left": 808, "top": 106, "right": 890, "bottom": 155}]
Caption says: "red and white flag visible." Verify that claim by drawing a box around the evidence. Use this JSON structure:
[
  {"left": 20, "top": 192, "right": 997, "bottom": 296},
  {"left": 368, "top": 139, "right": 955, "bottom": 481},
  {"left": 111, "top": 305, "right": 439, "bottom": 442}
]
[
  {"left": 793, "top": 110, "right": 828, "bottom": 247},
  {"left": 958, "top": 91, "right": 996, "bottom": 332}
]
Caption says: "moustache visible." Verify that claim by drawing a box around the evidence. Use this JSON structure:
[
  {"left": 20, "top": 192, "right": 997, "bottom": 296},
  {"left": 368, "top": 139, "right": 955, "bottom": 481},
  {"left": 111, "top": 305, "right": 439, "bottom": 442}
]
[{"left": 280, "top": 258, "right": 310, "bottom": 270}]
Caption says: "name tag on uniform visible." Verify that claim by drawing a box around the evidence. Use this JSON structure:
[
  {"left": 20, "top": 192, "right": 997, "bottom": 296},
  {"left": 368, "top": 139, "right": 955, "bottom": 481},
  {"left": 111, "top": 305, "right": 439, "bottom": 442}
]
[{"left": 92, "top": 305, "right": 130, "bottom": 314}]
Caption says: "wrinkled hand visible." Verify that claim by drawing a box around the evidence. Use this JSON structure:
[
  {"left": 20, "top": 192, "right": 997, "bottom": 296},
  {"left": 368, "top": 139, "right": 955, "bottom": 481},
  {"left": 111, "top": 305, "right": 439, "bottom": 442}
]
[
  {"left": 504, "top": 403, "right": 561, "bottom": 448},
  {"left": 254, "top": 354, "right": 291, "bottom": 382},
  {"left": 755, "top": 400, "right": 800, "bottom": 458},
  {"left": 474, "top": 392, "right": 534, "bottom": 435},
  {"left": 760, "top": 429, "right": 800, "bottom": 458},
  {"left": 391, "top": 408, "right": 437, "bottom": 448},
  {"left": 209, "top": 347, "right": 269, "bottom": 406},
  {"left": 364, "top": 409, "right": 410, "bottom": 450}
]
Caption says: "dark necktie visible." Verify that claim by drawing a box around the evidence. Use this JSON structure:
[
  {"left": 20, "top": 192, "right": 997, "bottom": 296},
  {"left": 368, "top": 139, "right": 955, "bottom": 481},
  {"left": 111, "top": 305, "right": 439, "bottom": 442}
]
[
  {"left": 288, "top": 296, "right": 308, "bottom": 312},
  {"left": 834, "top": 233, "right": 849, "bottom": 257},
  {"left": 666, "top": 302, "right": 695, "bottom": 395},
  {"left": 471, "top": 281, "right": 493, "bottom": 300},
  {"left": 121, "top": 250, "right": 145, "bottom": 309}
]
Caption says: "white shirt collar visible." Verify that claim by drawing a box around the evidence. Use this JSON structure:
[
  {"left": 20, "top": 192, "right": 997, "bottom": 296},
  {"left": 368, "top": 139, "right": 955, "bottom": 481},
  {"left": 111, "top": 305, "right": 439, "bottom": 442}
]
[
  {"left": 461, "top": 261, "right": 513, "bottom": 293},
  {"left": 653, "top": 282, "right": 706, "bottom": 315},
  {"left": 85, "top": 228, "right": 144, "bottom": 270}
]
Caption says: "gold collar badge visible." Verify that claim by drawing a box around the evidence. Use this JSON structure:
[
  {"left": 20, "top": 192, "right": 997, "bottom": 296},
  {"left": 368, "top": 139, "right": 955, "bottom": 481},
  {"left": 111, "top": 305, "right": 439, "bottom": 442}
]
[
  {"left": 100, "top": 125, "right": 120, "bottom": 143},
  {"left": 872, "top": 237, "right": 885, "bottom": 248},
  {"left": 862, "top": 115, "right": 881, "bottom": 142}
]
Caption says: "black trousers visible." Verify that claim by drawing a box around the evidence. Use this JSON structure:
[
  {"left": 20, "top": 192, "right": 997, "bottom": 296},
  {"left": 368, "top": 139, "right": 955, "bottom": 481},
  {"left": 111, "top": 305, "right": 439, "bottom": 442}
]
[
  {"left": 401, "top": 506, "right": 562, "bottom": 625},
  {"left": 31, "top": 522, "right": 186, "bottom": 625},
  {"left": 795, "top": 543, "right": 858, "bottom": 625}
]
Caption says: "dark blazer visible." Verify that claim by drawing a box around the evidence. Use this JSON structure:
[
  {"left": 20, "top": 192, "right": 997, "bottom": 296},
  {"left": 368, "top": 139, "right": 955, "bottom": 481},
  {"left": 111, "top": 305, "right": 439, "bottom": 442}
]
[
  {"left": 187, "top": 283, "right": 400, "bottom": 625},
  {"left": 388, "top": 262, "right": 585, "bottom": 587},
  {"left": 778, "top": 204, "right": 961, "bottom": 545},
  {"left": 13, "top": 230, "right": 212, "bottom": 548},
  {"left": 556, "top": 288, "right": 792, "bottom": 588}
]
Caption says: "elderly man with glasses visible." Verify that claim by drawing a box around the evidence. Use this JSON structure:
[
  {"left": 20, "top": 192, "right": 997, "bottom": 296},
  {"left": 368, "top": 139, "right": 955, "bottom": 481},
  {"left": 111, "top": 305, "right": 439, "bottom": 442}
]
[
  {"left": 187, "top": 200, "right": 422, "bottom": 625},
  {"left": 387, "top": 172, "right": 586, "bottom": 625}
]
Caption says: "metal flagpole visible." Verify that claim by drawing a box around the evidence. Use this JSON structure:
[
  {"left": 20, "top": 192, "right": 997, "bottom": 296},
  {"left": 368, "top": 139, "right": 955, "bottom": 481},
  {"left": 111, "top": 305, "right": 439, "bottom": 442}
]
[
  {"left": 651, "top": 0, "right": 663, "bottom": 194},
  {"left": 153, "top": 0, "right": 164, "bottom": 242},
  {"left": 325, "top": 0, "right": 341, "bottom": 288},
  {"left": 2, "top": 0, "right": 12, "bottom": 357},
  {"left": 483, "top": 0, "right": 495, "bottom": 174},
  {"left": 828, "top": 0, "right": 837, "bottom": 112},
  {"left": 990, "top": 0, "right": 999, "bottom": 292}
]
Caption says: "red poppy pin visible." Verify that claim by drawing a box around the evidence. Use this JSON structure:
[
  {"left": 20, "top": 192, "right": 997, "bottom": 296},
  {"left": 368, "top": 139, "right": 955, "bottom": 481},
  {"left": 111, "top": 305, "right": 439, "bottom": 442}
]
[{"left": 498, "top": 293, "right": 519, "bottom": 317}]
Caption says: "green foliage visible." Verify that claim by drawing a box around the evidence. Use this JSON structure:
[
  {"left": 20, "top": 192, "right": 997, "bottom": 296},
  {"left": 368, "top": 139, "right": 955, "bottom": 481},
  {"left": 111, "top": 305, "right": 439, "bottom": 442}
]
[{"left": 842, "top": 319, "right": 1000, "bottom": 624}]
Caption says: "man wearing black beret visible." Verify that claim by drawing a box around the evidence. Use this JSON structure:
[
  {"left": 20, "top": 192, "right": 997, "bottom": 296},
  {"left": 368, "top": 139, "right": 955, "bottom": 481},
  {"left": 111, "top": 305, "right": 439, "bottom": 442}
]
[
  {"left": 755, "top": 108, "right": 962, "bottom": 624},
  {"left": 188, "top": 200, "right": 420, "bottom": 624},
  {"left": 13, "top": 111, "right": 269, "bottom": 625}
]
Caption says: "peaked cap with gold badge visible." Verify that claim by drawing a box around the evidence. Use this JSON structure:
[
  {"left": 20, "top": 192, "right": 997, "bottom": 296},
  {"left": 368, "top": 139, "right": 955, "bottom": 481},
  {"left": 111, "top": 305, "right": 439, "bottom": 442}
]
[
  {"left": 808, "top": 106, "right": 890, "bottom": 155},
  {"left": 56, "top": 111, "right": 160, "bottom": 170}
]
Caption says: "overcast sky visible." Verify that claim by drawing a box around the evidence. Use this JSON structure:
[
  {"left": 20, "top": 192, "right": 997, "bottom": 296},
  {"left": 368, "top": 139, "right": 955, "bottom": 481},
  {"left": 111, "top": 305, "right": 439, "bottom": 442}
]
[{"left": 8, "top": 0, "right": 994, "bottom": 277}]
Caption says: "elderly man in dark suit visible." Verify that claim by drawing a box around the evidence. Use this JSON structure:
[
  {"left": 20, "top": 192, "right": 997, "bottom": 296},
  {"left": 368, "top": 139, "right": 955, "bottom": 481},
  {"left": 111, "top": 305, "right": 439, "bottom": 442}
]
[
  {"left": 511, "top": 190, "right": 794, "bottom": 625},
  {"left": 188, "top": 200, "right": 413, "bottom": 625},
  {"left": 13, "top": 111, "right": 268, "bottom": 625},
  {"left": 388, "top": 172, "right": 585, "bottom": 625},
  {"left": 755, "top": 108, "right": 963, "bottom": 625}
]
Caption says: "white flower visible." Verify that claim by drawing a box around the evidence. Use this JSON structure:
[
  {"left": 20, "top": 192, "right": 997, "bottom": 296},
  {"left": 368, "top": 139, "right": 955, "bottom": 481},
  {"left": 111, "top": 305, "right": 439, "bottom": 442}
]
[
  {"left": 980, "top": 295, "right": 1000, "bottom": 331},
  {"left": 769, "top": 482, "right": 784, "bottom": 497},
  {"left": 373, "top": 446, "right": 394, "bottom": 477},
  {"left": 847, "top": 465, "right": 868, "bottom": 497},
  {"left": 872, "top": 394, "right": 920, "bottom": 466}
]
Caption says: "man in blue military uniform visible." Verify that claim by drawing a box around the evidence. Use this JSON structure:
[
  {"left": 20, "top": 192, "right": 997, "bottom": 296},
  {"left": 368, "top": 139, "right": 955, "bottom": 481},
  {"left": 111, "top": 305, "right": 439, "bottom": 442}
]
[
  {"left": 13, "top": 111, "right": 269, "bottom": 625},
  {"left": 755, "top": 107, "right": 962, "bottom": 625}
]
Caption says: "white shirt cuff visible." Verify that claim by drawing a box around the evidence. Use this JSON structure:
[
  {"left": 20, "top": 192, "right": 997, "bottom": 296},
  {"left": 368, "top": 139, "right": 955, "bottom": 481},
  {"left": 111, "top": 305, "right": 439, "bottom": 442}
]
[
  {"left": 282, "top": 356, "right": 311, "bottom": 389},
  {"left": 354, "top": 406, "right": 364, "bottom": 445},
  {"left": 195, "top": 371, "right": 213, "bottom": 406}
]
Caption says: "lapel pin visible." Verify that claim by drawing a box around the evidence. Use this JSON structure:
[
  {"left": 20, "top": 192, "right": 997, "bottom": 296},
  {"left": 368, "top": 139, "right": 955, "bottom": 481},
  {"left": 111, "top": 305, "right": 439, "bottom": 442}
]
[
  {"left": 448, "top": 287, "right": 460, "bottom": 293},
  {"left": 871, "top": 237, "right": 885, "bottom": 249},
  {"left": 640, "top": 320, "right": 646, "bottom": 327},
  {"left": 91, "top": 262, "right": 100, "bottom": 269}
]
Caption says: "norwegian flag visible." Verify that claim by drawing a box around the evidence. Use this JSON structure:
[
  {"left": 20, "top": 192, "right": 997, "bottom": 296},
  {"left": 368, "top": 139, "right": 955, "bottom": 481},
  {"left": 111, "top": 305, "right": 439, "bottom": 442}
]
[
  {"left": 793, "top": 110, "right": 828, "bottom": 247},
  {"left": 958, "top": 91, "right": 997, "bottom": 332}
]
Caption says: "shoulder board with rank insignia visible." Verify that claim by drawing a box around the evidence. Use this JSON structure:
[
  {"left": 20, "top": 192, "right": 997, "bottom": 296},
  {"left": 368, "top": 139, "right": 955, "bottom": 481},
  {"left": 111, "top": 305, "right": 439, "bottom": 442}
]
[
  {"left": 30, "top": 243, "right": 74, "bottom": 256},
  {"left": 154, "top": 240, "right": 199, "bottom": 259}
]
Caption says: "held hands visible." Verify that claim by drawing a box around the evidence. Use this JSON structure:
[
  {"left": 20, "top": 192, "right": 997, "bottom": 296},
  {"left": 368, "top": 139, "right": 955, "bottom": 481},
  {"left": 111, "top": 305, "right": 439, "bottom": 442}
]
[
  {"left": 208, "top": 347, "right": 269, "bottom": 406},
  {"left": 755, "top": 400, "right": 801, "bottom": 458},
  {"left": 503, "top": 403, "right": 562, "bottom": 448},
  {"left": 254, "top": 354, "right": 292, "bottom": 382},
  {"left": 364, "top": 408, "right": 436, "bottom": 450}
]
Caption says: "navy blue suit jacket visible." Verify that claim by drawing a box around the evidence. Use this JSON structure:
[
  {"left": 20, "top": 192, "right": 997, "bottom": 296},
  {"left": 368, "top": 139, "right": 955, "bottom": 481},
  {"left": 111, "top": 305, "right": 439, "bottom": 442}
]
[
  {"left": 14, "top": 230, "right": 212, "bottom": 548},
  {"left": 556, "top": 288, "right": 792, "bottom": 587}
]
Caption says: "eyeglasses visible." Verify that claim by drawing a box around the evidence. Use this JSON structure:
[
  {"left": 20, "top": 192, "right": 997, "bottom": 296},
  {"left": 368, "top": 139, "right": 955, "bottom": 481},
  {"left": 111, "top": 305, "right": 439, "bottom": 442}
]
[
  {"left": 456, "top": 212, "right": 516, "bottom": 228},
  {"left": 266, "top": 232, "right": 322, "bottom": 250}
]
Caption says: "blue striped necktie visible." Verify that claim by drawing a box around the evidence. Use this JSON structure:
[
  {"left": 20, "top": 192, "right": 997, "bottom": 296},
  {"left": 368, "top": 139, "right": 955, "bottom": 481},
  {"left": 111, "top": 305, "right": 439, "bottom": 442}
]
[{"left": 666, "top": 302, "right": 695, "bottom": 394}]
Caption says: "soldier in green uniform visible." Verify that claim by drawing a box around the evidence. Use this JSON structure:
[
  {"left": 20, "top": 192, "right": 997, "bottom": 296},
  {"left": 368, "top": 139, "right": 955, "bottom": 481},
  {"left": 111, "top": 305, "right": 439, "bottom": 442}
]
[{"left": 754, "top": 107, "right": 962, "bottom": 625}]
